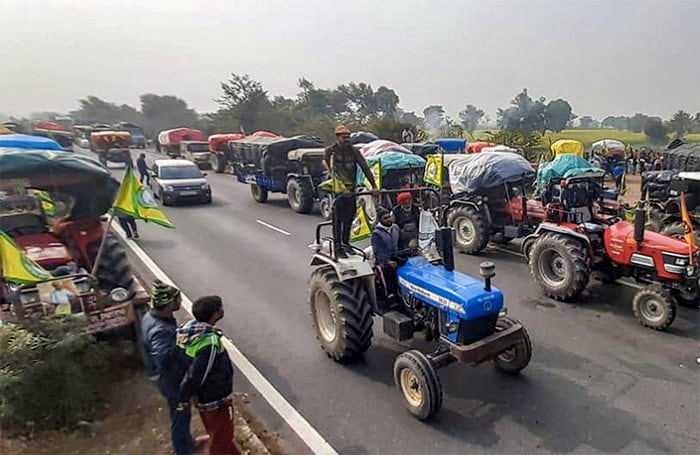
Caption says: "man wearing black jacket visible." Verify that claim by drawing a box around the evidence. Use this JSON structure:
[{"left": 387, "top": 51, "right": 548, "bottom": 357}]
[{"left": 177, "top": 296, "right": 237, "bottom": 455}]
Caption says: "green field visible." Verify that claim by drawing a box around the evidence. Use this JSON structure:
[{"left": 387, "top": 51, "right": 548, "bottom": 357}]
[{"left": 474, "top": 129, "right": 700, "bottom": 149}]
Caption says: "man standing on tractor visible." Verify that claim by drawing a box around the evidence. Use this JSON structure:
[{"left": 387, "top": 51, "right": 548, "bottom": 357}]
[
  {"left": 141, "top": 281, "right": 202, "bottom": 455},
  {"left": 323, "top": 125, "right": 379, "bottom": 256}
]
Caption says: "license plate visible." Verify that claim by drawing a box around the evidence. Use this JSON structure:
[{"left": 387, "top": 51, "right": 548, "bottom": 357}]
[{"left": 179, "top": 190, "right": 198, "bottom": 196}]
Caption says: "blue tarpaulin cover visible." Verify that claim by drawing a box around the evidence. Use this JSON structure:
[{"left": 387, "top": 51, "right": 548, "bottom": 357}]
[
  {"left": 536, "top": 154, "right": 605, "bottom": 195},
  {"left": 0, "top": 134, "right": 62, "bottom": 151}
]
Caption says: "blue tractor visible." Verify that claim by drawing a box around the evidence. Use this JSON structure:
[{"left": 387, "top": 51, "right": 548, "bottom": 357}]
[{"left": 308, "top": 192, "right": 532, "bottom": 420}]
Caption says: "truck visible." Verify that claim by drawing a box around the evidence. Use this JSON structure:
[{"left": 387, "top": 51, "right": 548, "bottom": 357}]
[
  {"left": 156, "top": 127, "right": 204, "bottom": 157},
  {"left": 228, "top": 135, "right": 330, "bottom": 215},
  {"left": 114, "top": 122, "right": 147, "bottom": 148}
]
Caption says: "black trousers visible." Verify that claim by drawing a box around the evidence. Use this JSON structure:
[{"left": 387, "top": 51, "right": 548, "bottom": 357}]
[
  {"left": 332, "top": 194, "right": 357, "bottom": 246},
  {"left": 139, "top": 169, "right": 150, "bottom": 185},
  {"left": 118, "top": 216, "right": 138, "bottom": 238}
]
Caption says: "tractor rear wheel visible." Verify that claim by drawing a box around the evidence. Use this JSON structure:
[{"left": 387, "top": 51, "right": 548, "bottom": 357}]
[
  {"left": 393, "top": 350, "right": 443, "bottom": 420},
  {"left": 287, "top": 178, "right": 314, "bottom": 214},
  {"left": 662, "top": 221, "right": 700, "bottom": 245},
  {"left": 493, "top": 317, "right": 532, "bottom": 374},
  {"left": 94, "top": 233, "right": 134, "bottom": 294},
  {"left": 529, "top": 233, "right": 590, "bottom": 302},
  {"left": 309, "top": 267, "right": 373, "bottom": 362},
  {"left": 211, "top": 154, "right": 226, "bottom": 173},
  {"left": 447, "top": 205, "right": 490, "bottom": 254},
  {"left": 251, "top": 184, "right": 268, "bottom": 203},
  {"left": 632, "top": 285, "right": 676, "bottom": 330}
]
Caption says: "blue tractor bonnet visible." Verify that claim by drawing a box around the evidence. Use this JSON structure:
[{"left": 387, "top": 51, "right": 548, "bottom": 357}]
[
  {"left": 397, "top": 257, "right": 503, "bottom": 343},
  {"left": 0, "top": 133, "right": 62, "bottom": 151}
]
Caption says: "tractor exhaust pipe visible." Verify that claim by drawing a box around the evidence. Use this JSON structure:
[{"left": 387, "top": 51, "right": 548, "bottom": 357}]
[
  {"left": 480, "top": 261, "right": 496, "bottom": 292},
  {"left": 634, "top": 200, "right": 646, "bottom": 248},
  {"left": 440, "top": 227, "right": 455, "bottom": 271}
]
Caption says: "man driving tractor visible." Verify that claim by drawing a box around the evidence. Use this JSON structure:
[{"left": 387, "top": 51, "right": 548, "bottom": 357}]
[
  {"left": 371, "top": 206, "right": 401, "bottom": 298},
  {"left": 323, "top": 125, "right": 378, "bottom": 256}
]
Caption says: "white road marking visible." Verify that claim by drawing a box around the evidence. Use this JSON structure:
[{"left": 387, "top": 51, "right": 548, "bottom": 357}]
[
  {"left": 113, "top": 225, "right": 336, "bottom": 455},
  {"left": 256, "top": 219, "right": 291, "bottom": 236}
]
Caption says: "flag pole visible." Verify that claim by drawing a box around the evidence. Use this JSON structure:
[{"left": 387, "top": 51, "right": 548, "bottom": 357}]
[{"left": 90, "top": 209, "right": 116, "bottom": 276}]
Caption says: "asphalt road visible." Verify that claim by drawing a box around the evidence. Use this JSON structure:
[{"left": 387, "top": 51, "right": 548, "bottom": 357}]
[{"left": 94, "top": 147, "right": 698, "bottom": 454}]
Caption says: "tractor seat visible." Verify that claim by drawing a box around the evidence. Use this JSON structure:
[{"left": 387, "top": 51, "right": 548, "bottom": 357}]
[{"left": 0, "top": 213, "right": 47, "bottom": 235}]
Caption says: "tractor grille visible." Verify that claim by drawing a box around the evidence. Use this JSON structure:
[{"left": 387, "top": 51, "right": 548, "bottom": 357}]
[{"left": 457, "top": 313, "right": 499, "bottom": 344}]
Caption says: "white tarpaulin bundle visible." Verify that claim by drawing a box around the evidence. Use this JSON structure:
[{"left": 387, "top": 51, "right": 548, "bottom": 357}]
[
  {"left": 448, "top": 152, "right": 535, "bottom": 194},
  {"left": 591, "top": 139, "right": 625, "bottom": 154},
  {"left": 359, "top": 140, "right": 412, "bottom": 157}
]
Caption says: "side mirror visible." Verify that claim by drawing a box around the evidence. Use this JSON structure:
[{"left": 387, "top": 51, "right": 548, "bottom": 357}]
[{"left": 202, "top": 173, "right": 208, "bottom": 177}]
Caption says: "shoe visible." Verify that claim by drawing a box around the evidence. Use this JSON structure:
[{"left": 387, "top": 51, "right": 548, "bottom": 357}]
[
  {"left": 133, "top": 233, "right": 140, "bottom": 239},
  {"left": 335, "top": 245, "right": 348, "bottom": 259},
  {"left": 193, "top": 435, "right": 210, "bottom": 453}
]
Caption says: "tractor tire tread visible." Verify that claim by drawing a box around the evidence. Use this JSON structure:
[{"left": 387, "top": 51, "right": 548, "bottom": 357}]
[
  {"left": 447, "top": 205, "right": 490, "bottom": 254},
  {"left": 530, "top": 232, "right": 589, "bottom": 302},
  {"left": 632, "top": 284, "right": 677, "bottom": 330}
]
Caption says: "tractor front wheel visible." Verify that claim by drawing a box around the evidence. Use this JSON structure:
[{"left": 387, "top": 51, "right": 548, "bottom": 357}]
[
  {"left": 393, "top": 350, "right": 443, "bottom": 420},
  {"left": 93, "top": 233, "right": 135, "bottom": 294},
  {"left": 632, "top": 285, "right": 676, "bottom": 330},
  {"left": 447, "top": 205, "right": 490, "bottom": 254},
  {"left": 529, "top": 233, "right": 590, "bottom": 302},
  {"left": 493, "top": 317, "right": 532, "bottom": 374},
  {"left": 309, "top": 267, "right": 373, "bottom": 362},
  {"left": 251, "top": 184, "right": 268, "bottom": 203},
  {"left": 211, "top": 154, "right": 226, "bottom": 173}
]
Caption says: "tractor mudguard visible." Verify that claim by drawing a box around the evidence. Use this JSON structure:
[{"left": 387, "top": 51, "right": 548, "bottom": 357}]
[
  {"left": 533, "top": 222, "right": 592, "bottom": 247},
  {"left": 310, "top": 253, "right": 375, "bottom": 281}
]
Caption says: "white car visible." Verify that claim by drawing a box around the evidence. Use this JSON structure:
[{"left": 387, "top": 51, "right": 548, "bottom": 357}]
[{"left": 150, "top": 159, "right": 212, "bottom": 206}]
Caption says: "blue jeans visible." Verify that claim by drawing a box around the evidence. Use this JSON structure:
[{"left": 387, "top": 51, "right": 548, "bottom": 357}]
[{"left": 160, "top": 386, "right": 194, "bottom": 455}]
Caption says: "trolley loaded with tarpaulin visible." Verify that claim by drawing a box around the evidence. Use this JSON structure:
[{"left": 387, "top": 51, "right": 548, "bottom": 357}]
[{"left": 448, "top": 152, "right": 535, "bottom": 195}]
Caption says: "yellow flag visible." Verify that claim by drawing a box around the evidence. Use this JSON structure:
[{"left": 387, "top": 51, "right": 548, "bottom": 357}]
[
  {"left": 365, "top": 161, "right": 382, "bottom": 189},
  {"left": 0, "top": 230, "right": 52, "bottom": 284},
  {"left": 350, "top": 204, "right": 372, "bottom": 242},
  {"left": 113, "top": 168, "right": 174, "bottom": 229},
  {"left": 679, "top": 193, "right": 697, "bottom": 264},
  {"left": 31, "top": 190, "right": 56, "bottom": 216},
  {"left": 423, "top": 155, "right": 444, "bottom": 187}
]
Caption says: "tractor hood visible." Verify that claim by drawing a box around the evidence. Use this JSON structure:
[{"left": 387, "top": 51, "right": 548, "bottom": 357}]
[
  {"left": 397, "top": 256, "right": 503, "bottom": 320},
  {"left": 606, "top": 221, "right": 699, "bottom": 257},
  {"left": 13, "top": 233, "right": 73, "bottom": 268},
  {"left": 0, "top": 149, "right": 118, "bottom": 220}
]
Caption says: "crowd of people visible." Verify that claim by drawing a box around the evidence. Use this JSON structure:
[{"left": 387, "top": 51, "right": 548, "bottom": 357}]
[{"left": 627, "top": 148, "right": 664, "bottom": 174}]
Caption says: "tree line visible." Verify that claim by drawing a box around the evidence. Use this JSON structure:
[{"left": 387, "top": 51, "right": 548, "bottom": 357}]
[{"left": 7, "top": 73, "right": 699, "bottom": 146}]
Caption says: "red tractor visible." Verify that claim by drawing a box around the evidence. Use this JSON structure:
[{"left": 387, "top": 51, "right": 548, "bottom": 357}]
[
  {"left": 526, "top": 173, "right": 699, "bottom": 330},
  {"left": 0, "top": 148, "right": 147, "bottom": 334}
]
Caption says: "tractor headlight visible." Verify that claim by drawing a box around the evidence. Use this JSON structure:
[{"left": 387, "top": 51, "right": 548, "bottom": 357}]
[
  {"left": 675, "top": 257, "right": 689, "bottom": 266},
  {"left": 19, "top": 289, "right": 40, "bottom": 305},
  {"left": 163, "top": 184, "right": 174, "bottom": 192},
  {"left": 201, "top": 182, "right": 210, "bottom": 190},
  {"left": 686, "top": 265, "right": 696, "bottom": 277}
]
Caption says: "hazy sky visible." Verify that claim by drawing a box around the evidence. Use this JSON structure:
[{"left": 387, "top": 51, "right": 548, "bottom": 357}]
[{"left": 1, "top": 0, "right": 698, "bottom": 121}]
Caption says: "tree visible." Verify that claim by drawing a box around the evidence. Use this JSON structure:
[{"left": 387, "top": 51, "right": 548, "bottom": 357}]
[
  {"left": 140, "top": 94, "right": 198, "bottom": 137},
  {"left": 693, "top": 112, "right": 700, "bottom": 134},
  {"left": 601, "top": 116, "right": 629, "bottom": 130},
  {"left": 644, "top": 118, "right": 668, "bottom": 145},
  {"left": 627, "top": 113, "right": 649, "bottom": 133},
  {"left": 422, "top": 105, "right": 445, "bottom": 130},
  {"left": 668, "top": 110, "right": 692, "bottom": 138},
  {"left": 374, "top": 86, "right": 400, "bottom": 119},
  {"left": 458, "top": 104, "right": 485, "bottom": 133},
  {"left": 544, "top": 99, "right": 574, "bottom": 132},
  {"left": 215, "top": 73, "right": 272, "bottom": 133},
  {"left": 497, "top": 89, "right": 547, "bottom": 135},
  {"left": 577, "top": 116, "right": 599, "bottom": 129}
]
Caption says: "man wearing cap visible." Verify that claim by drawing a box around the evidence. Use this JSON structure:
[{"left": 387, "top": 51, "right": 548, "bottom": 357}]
[
  {"left": 141, "top": 280, "right": 199, "bottom": 455},
  {"left": 324, "top": 125, "right": 379, "bottom": 255}
]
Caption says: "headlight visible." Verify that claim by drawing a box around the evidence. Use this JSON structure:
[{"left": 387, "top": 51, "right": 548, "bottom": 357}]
[
  {"left": 19, "top": 290, "right": 40, "bottom": 305},
  {"left": 201, "top": 182, "right": 210, "bottom": 190},
  {"left": 74, "top": 278, "right": 91, "bottom": 294},
  {"left": 163, "top": 184, "right": 174, "bottom": 192},
  {"left": 675, "top": 257, "right": 689, "bottom": 266}
]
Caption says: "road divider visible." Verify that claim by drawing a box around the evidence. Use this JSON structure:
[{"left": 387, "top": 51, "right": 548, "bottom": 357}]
[{"left": 111, "top": 224, "right": 336, "bottom": 455}]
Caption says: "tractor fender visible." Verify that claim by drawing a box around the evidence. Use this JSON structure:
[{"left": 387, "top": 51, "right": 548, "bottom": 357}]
[
  {"left": 286, "top": 173, "right": 314, "bottom": 186},
  {"left": 533, "top": 223, "right": 594, "bottom": 262},
  {"left": 448, "top": 198, "right": 492, "bottom": 225},
  {"left": 310, "top": 253, "right": 379, "bottom": 313}
]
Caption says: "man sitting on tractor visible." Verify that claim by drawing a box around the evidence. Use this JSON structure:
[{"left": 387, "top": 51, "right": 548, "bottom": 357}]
[
  {"left": 392, "top": 192, "right": 420, "bottom": 249},
  {"left": 323, "top": 125, "right": 378, "bottom": 257},
  {"left": 372, "top": 207, "right": 401, "bottom": 298}
]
